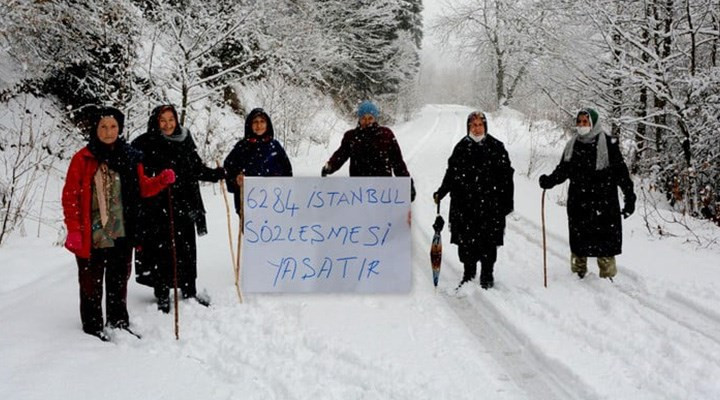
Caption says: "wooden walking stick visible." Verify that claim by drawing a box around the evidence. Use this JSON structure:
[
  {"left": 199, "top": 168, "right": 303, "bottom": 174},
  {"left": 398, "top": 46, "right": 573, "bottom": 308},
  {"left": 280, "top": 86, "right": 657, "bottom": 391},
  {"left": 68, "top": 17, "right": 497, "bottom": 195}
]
[
  {"left": 541, "top": 189, "right": 548, "bottom": 288},
  {"left": 168, "top": 186, "right": 180, "bottom": 339},
  {"left": 234, "top": 173, "right": 245, "bottom": 303},
  {"left": 217, "top": 162, "right": 242, "bottom": 302}
]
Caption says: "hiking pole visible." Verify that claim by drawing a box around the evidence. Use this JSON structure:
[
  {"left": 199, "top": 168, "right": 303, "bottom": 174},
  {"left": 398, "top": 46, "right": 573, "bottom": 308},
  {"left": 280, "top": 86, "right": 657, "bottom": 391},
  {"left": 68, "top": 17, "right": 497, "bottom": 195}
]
[
  {"left": 168, "top": 186, "right": 180, "bottom": 339},
  {"left": 217, "top": 162, "right": 241, "bottom": 303},
  {"left": 541, "top": 189, "right": 548, "bottom": 288},
  {"left": 235, "top": 174, "right": 245, "bottom": 303}
]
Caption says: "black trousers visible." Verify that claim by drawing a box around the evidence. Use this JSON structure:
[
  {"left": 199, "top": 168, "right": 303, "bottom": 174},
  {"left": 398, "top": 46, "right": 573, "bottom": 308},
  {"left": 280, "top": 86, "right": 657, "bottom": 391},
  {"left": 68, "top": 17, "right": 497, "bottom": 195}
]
[
  {"left": 76, "top": 240, "right": 132, "bottom": 333},
  {"left": 458, "top": 243, "right": 497, "bottom": 283}
]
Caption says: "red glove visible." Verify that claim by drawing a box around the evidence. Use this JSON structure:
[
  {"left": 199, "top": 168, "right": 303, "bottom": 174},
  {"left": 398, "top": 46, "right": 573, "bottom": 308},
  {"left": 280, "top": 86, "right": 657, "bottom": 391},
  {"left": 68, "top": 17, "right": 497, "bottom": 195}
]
[
  {"left": 65, "top": 231, "right": 82, "bottom": 254},
  {"left": 160, "top": 169, "right": 176, "bottom": 184}
]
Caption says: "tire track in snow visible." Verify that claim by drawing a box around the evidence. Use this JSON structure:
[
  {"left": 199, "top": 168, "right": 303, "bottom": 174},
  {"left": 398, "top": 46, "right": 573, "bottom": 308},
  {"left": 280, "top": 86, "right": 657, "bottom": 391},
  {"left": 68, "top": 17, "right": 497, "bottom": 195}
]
[
  {"left": 506, "top": 213, "right": 720, "bottom": 361},
  {"left": 412, "top": 227, "right": 597, "bottom": 400}
]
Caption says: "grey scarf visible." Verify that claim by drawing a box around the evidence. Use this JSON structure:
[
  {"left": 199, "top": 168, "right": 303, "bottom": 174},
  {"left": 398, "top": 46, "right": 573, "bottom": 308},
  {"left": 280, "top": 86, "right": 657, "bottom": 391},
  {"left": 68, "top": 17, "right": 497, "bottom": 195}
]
[
  {"left": 162, "top": 126, "right": 189, "bottom": 143},
  {"left": 562, "top": 123, "right": 609, "bottom": 170}
]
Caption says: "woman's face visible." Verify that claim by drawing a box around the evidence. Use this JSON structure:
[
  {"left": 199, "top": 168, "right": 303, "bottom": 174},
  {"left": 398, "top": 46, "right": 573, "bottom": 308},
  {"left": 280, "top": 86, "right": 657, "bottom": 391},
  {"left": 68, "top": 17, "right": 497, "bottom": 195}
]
[
  {"left": 158, "top": 110, "right": 177, "bottom": 136},
  {"left": 468, "top": 116, "right": 485, "bottom": 136},
  {"left": 576, "top": 114, "right": 591, "bottom": 127},
  {"left": 359, "top": 114, "right": 375, "bottom": 129},
  {"left": 251, "top": 115, "right": 267, "bottom": 135},
  {"left": 96, "top": 116, "right": 119, "bottom": 145}
]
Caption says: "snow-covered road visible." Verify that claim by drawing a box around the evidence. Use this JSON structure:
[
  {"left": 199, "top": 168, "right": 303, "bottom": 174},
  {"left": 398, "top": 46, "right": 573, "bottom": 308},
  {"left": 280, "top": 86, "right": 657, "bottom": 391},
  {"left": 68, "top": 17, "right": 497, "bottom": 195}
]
[{"left": 1, "top": 104, "right": 719, "bottom": 399}]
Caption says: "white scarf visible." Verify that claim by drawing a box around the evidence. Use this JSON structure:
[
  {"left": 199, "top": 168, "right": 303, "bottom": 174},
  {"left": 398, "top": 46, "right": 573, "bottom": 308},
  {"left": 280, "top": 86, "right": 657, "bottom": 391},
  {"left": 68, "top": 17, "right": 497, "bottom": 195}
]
[{"left": 562, "top": 124, "right": 609, "bottom": 170}]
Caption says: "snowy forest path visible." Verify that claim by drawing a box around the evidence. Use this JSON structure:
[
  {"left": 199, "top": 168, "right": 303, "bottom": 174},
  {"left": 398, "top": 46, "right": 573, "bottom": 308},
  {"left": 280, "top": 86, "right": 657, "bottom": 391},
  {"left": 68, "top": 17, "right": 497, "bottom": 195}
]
[
  {"left": 412, "top": 226, "right": 597, "bottom": 400},
  {"left": 508, "top": 210, "right": 720, "bottom": 351},
  {"left": 403, "top": 105, "right": 720, "bottom": 399},
  {"left": 403, "top": 105, "right": 596, "bottom": 399}
]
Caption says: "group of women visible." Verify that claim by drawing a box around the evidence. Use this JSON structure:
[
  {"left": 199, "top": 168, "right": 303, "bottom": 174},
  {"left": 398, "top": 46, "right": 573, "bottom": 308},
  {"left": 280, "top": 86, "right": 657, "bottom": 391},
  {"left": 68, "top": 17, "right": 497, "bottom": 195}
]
[
  {"left": 62, "top": 104, "right": 292, "bottom": 341},
  {"left": 62, "top": 101, "right": 635, "bottom": 341}
]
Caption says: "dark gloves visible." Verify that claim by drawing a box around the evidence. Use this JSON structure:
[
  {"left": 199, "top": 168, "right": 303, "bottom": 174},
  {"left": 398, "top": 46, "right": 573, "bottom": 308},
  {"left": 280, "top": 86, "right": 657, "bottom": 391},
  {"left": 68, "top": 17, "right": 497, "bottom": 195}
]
[
  {"left": 410, "top": 179, "right": 416, "bottom": 202},
  {"left": 622, "top": 197, "right": 636, "bottom": 219},
  {"left": 539, "top": 174, "right": 553, "bottom": 189},
  {"left": 433, "top": 191, "right": 445, "bottom": 204},
  {"left": 213, "top": 167, "right": 226, "bottom": 181},
  {"left": 321, "top": 163, "right": 330, "bottom": 177}
]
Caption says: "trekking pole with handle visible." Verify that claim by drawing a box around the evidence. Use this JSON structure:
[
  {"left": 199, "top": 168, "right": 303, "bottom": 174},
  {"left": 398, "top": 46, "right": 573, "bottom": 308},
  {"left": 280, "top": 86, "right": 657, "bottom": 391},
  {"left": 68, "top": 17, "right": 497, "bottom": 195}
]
[
  {"left": 541, "top": 189, "right": 548, "bottom": 288},
  {"left": 217, "top": 162, "right": 241, "bottom": 303},
  {"left": 168, "top": 186, "right": 180, "bottom": 339}
]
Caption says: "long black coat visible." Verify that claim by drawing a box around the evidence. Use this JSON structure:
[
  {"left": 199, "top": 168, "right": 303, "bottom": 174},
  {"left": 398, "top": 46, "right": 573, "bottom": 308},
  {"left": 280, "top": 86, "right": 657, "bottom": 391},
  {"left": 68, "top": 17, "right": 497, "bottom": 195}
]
[
  {"left": 131, "top": 106, "right": 223, "bottom": 288},
  {"left": 436, "top": 135, "right": 514, "bottom": 247},
  {"left": 544, "top": 134, "right": 635, "bottom": 256}
]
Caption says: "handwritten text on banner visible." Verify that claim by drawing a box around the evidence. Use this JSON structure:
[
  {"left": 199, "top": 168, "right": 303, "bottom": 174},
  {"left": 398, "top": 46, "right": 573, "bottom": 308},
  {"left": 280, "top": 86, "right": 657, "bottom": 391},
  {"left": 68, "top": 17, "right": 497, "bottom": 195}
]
[{"left": 242, "top": 177, "right": 411, "bottom": 293}]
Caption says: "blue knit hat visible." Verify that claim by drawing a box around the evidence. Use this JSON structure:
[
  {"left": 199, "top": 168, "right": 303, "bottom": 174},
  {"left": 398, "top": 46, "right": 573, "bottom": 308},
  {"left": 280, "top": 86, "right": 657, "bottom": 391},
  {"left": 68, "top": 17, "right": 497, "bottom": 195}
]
[{"left": 357, "top": 101, "right": 379, "bottom": 119}]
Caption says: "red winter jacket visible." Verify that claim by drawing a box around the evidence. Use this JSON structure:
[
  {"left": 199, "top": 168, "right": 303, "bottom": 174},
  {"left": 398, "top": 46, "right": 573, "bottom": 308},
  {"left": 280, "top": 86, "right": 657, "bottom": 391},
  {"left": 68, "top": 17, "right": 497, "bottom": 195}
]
[{"left": 62, "top": 147, "right": 168, "bottom": 259}]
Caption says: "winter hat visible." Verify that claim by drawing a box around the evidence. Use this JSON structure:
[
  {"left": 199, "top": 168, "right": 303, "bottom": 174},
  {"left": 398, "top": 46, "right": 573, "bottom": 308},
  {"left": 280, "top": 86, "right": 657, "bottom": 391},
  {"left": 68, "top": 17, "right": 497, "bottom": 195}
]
[
  {"left": 244, "top": 108, "right": 275, "bottom": 140},
  {"left": 357, "top": 101, "right": 379, "bottom": 119},
  {"left": 88, "top": 105, "right": 125, "bottom": 140},
  {"left": 577, "top": 108, "right": 599, "bottom": 128},
  {"left": 466, "top": 111, "right": 488, "bottom": 134}
]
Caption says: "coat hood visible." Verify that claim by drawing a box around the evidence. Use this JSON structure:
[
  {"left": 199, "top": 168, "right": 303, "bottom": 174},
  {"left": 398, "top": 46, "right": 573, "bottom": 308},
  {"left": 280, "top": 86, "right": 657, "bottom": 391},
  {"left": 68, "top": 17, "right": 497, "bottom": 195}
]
[{"left": 244, "top": 108, "right": 275, "bottom": 140}]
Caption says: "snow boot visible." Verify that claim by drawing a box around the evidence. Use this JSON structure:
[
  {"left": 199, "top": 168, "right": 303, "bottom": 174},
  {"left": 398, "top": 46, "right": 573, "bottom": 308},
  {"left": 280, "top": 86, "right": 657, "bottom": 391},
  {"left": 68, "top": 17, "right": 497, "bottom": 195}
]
[
  {"left": 480, "top": 280, "right": 494, "bottom": 290},
  {"left": 85, "top": 329, "right": 110, "bottom": 342},
  {"left": 157, "top": 296, "right": 170, "bottom": 314},
  {"left": 577, "top": 271, "right": 586, "bottom": 279}
]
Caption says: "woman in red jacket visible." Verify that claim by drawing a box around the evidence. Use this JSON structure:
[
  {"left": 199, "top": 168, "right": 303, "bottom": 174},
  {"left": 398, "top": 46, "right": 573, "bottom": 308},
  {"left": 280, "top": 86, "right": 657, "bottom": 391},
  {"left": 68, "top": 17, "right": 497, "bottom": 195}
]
[{"left": 62, "top": 106, "right": 174, "bottom": 341}]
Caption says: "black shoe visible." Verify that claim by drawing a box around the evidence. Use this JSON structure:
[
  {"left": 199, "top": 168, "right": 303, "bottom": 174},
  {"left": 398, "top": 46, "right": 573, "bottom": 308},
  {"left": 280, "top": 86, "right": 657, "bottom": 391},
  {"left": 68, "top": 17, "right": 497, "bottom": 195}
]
[
  {"left": 577, "top": 271, "right": 586, "bottom": 279},
  {"left": 455, "top": 278, "right": 471, "bottom": 291},
  {"left": 480, "top": 280, "right": 494, "bottom": 290},
  {"left": 194, "top": 294, "right": 211, "bottom": 307},
  {"left": 85, "top": 330, "right": 110, "bottom": 342},
  {"left": 157, "top": 297, "right": 170, "bottom": 314}
]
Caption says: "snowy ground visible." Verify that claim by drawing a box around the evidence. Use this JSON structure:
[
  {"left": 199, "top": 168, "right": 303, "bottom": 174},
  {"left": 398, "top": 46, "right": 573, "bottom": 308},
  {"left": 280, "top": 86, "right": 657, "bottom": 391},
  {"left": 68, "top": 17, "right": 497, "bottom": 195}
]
[{"left": 1, "top": 104, "right": 719, "bottom": 399}]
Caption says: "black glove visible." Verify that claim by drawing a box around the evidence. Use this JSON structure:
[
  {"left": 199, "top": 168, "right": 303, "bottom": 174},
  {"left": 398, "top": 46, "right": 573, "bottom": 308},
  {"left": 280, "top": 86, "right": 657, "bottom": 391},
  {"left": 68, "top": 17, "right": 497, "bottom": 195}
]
[
  {"left": 410, "top": 179, "right": 416, "bottom": 202},
  {"left": 213, "top": 167, "right": 226, "bottom": 181},
  {"left": 539, "top": 174, "right": 553, "bottom": 189},
  {"left": 433, "top": 191, "right": 444, "bottom": 204},
  {"left": 321, "top": 164, "right": 330, "bottom": 177},
  {"left": 622, "top": 199, "right": 635, "bottom": 219}
]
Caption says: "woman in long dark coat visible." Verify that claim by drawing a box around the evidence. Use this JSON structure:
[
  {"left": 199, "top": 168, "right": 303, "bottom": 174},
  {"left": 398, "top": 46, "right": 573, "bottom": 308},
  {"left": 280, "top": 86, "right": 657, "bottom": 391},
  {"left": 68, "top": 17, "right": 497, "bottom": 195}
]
[
  {"left": 223, "top": 108, "right": 293, "bottom": 215},
  {"left": 434, "top": 111, "right": 514, "bottom": 289},
  {"left": 132, "top": 104, "right": 224, "bottom": 312},
  {"left": 539, "top": 108, "right": 635, "bottom": 280}
]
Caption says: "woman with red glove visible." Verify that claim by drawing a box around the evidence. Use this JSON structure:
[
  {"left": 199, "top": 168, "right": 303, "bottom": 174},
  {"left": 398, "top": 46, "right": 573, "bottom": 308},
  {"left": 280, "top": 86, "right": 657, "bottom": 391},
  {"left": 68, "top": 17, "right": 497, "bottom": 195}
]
[
  {"left": 62, "top": 106, "right": 173, "bottom": 341},
  {"left": 132, "top": 105, "right": 225, "bottom": 312}
]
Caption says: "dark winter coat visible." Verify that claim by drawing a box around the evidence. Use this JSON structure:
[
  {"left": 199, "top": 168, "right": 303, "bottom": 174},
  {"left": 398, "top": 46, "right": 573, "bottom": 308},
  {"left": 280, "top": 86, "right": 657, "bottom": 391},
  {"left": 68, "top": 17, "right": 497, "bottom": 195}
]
[
  {"left": 223, "top": 108, "right": 293, "bottom": 214},
  {"left": 62, "top": 139, "right": 167, "bottom": 259},
  {"left": 131, "top": 105, "right": 223, "bottom": 288},
  {"left": 543, "top": 132, "right": 635, "bottom": 256},
  {"left": 131, "top": 105, "right": 224, "bottom": 237},
  {"left": 325, "top": 123, "right": 411, "bottom": 178},
  {"left": 436, "top": 134, "right": 514, "bottom": 247}
]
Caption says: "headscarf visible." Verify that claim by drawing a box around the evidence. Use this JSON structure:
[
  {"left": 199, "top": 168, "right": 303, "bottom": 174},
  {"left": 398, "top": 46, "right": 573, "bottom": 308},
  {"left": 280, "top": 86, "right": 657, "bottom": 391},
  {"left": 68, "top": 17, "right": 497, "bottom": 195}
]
[{"left": 562, "top": 108, "right": 609, "bottom": 170}]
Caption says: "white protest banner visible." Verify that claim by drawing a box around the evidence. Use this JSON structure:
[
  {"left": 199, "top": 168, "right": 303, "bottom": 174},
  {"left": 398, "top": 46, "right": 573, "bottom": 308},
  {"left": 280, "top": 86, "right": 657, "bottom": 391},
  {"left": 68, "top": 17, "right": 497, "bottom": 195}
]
[{"left": 242, "top": 177, "right": 411, "bottom": 293}]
